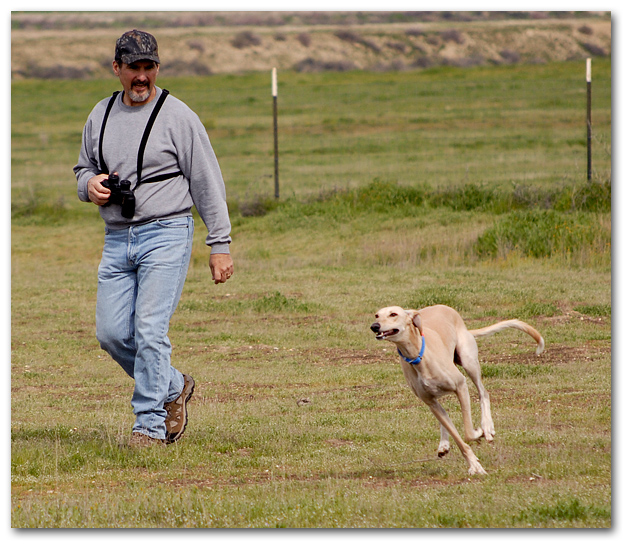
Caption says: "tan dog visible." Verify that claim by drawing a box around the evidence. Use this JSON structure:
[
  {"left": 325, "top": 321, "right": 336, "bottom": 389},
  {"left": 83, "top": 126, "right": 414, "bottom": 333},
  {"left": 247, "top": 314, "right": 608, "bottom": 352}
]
[{"left": 370, "top": 305, "right": 544, "bottom": 475}]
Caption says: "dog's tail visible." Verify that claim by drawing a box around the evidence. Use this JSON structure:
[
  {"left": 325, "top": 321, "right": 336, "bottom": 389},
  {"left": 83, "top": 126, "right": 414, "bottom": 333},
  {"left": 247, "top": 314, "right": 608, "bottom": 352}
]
[{"left": 469, "top": 320, "right": 545, "bottom": 356}]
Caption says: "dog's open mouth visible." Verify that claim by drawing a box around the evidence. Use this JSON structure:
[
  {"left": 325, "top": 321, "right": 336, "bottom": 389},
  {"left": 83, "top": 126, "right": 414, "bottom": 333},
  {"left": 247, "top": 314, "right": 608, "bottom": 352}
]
[{"left": 375, "top": 329, "right": 399, "bottom": 340}]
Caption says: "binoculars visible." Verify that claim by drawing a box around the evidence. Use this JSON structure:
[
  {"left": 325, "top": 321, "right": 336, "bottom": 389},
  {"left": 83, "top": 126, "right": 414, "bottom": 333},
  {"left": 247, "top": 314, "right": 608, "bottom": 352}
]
[{"left": 102, "top": 173, "right": 135, "bottom": 219}]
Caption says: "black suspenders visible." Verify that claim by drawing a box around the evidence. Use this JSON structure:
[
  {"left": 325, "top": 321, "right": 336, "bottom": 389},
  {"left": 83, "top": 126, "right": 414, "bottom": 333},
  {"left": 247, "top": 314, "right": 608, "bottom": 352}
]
[
  {"left": 98, "top": 89, "right": 183, "bottom": 188},
  {"left": 98, "top": 91, "right": 119, "bottom": 175}
]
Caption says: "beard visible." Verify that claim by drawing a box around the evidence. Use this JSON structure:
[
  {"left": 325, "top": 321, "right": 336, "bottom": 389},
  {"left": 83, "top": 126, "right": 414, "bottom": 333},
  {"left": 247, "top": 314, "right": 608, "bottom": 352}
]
[{"left": 127, "top": 81, "right": 151, "bottom": 103}]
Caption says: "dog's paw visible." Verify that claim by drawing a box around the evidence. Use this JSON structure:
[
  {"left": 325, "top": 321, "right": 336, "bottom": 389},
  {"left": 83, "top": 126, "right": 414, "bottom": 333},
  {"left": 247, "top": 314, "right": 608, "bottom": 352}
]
[
  {"left": 438, "top": 442, "right": 450, "bottom": 458},
  {"left": 467, "top": 459, "right": 488, "bottom": 476},
  {"left": 466, "top": 428, "right": 484, "bottom": 443},
  {"left": 481, "top": 420, "right": 496, "bottom": 442}
]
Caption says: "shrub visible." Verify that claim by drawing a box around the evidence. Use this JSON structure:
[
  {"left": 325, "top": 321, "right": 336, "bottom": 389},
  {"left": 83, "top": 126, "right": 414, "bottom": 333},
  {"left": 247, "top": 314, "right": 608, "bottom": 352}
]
[
  {"left": 162, "top": 60, "right": 212, "bottom": 77},
  {"left": 440, "top": 29, "right": 465, "bottom": 44},
  {"left": 386, "top": 41, "right": 408, "bottom": 53},
  {"left": 22, "top": 64, "right": 92, "bottom": 79},
  {"left": 239, "top": 195, "right": 279, "bottom": 217},
  {"left": 500, "top": 49, "right": 521, "bottom": 63},
  {"left": 231, "top": 31, "right": 262, "bottom": 49},
  {"left": 429, "top": 183, "right": 498, "bottom": 211},
  {"left": 442, "top": 55, "right": 485, "bottom": 68},
  {"left": 474, "top": 209, "right": 610, "bottom": 259},
  {"left": 348, "top": 178, "right": 427, "bottom": 211},
  {"left": 297, "top": 33, "right": 311, "bottom": 47},
  {"left": 187, "top": 40, "right": 205, "bottom": 53},
  {"left": 293, "top": 58, "right": 357, "bottom": 73},
  {"left": 425, "top": 35, "right": 441, "bottom": 46},
  {"left": 554, "top": 178, "right": 611, "bottom": 212},
  {"left": 411, "top": 56, "right": 434, "bottom": 68},
  {"left": 581, "top": 42, "right": 607, "bottom": 56},
  {"left": 405, "top": 28, "right": 425, "bottom": 37},
  {"left": 334, "top": 30, "right": 381, "bottom": 53}
]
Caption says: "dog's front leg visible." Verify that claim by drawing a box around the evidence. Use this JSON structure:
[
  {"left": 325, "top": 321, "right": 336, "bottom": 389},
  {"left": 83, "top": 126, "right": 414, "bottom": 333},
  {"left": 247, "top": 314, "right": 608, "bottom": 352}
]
[{"left": 427, "top": 401, "right": 487, "bottom": 476}]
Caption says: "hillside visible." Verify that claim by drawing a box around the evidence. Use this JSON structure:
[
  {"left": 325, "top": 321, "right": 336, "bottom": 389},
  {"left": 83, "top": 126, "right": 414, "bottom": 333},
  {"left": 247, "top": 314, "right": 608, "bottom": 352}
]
[{"left": 11, "top": 12, "right": 611, "bottom": 79}]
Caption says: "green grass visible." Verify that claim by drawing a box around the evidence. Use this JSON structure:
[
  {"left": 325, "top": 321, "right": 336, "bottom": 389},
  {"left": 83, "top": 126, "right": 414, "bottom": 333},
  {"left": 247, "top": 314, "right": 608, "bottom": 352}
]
[
  {"left": 11, "top": 60, "right": 611, "bottom": 208},
  {"left": 11, "top": 60, "right": 611, "bottom": 527}
]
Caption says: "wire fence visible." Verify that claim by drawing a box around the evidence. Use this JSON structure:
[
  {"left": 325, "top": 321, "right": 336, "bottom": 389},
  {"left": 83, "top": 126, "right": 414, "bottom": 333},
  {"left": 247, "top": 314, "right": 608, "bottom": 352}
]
[{"left": 208, "top": 60, "right": 611, "bottom": 203}]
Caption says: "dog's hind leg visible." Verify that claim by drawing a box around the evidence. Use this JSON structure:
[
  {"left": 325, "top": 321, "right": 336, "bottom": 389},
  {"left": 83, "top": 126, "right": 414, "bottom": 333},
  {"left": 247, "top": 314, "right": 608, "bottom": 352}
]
[
  {"left": 455, "top": 379, "right": 484, "bottom": 443},
  {"left": 438, "top": 425, "right": 450, "bottom": 457},
  {"left": 456, "top": 332, "right": 495, "bottom": 442}
]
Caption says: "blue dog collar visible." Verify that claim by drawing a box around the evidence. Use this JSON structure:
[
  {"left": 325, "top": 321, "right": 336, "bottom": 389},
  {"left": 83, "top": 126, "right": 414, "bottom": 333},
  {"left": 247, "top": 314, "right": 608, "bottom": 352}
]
[{"left": 397, "top": 336, "right": 426, "bottom": 365}]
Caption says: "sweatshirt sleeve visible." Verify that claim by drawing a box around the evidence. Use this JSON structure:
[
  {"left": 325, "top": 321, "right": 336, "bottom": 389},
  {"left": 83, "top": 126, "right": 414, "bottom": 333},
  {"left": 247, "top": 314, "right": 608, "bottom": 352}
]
[
  {"left": 180, "top": 120, "right": 232, "bottom": 253},
  {"left": 73, "top": 115, "right": 101, "bottom": 202}
]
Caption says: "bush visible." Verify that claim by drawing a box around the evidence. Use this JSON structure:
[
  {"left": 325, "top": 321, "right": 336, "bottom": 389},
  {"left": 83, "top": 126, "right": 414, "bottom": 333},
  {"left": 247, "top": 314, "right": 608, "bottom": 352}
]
[
  {"left": 297, "top": 33, "right": 312, "bottom": 47},
  {"left": 429, "top": 183, "right": 498, "bottom": 211},
  {"left": 21, "top": 64, "right": 92, "bottom": 79},
  {"left": 411, "top": 56, "right": 434, "bottom": 68},
  {"left": 162, "top": 60, "right": 212, "bottom": 77},
  {"left": 554, "top": 178, "right": 611, "bottom": 212},
  {"left": 500, "top": 49, "right": 521, "bottom": 63},
  {"left": 294, "top": 58, "right": 357, "bottom": 73},
  {"left": 474, "top": 209, "right": 610, "bottom": 259},
  {"left": 187, "top": 40, "right": 205, "bottom": 53},
  {"left": 348, "top": 178, "right": 428, "bottom": 211},
  {"left": 386, "top": 41, "right": 408, "bottom": 53},
  {"left": 581, "top": 42, "right": 607, "bottom": 56},
  {"left": 239, "top": 195, "right": 279, "bottom": 217},
  {"left": 405, "top": 28, "right": 425, "bottom": 37},
  {"left": 440, "top": 29, "right": 465, "bottom": 44},
  {"left": 231, "top": 31, "right": 262, "bottom": 49},
  {"left": 334, "top": 30, "right": 381, "bottom": 53}
]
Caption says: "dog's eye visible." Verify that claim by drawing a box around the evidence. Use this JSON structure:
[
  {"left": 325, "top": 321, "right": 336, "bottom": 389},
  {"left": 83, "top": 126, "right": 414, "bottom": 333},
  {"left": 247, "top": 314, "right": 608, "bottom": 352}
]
[{"left": 390, "top": 312, "right": 398, "bottom": 317}]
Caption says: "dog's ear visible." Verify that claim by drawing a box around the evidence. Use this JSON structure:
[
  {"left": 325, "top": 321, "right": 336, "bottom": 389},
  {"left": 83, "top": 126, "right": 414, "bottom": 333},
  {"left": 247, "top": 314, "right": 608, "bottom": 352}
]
[{"left": 406, "top": 310, "right": 423, "bottom": 336}]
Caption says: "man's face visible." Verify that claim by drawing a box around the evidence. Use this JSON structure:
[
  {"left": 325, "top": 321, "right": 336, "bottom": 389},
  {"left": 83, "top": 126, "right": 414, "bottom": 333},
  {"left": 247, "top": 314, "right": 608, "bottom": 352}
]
[{"left": 113, "top": 60, "right": 159, "bottom": 105}]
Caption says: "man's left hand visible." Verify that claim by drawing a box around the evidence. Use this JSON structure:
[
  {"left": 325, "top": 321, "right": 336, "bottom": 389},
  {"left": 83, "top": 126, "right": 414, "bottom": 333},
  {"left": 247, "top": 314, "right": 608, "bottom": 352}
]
[{"left": 209, "top": 253, "right": 234, "bottom": 284}]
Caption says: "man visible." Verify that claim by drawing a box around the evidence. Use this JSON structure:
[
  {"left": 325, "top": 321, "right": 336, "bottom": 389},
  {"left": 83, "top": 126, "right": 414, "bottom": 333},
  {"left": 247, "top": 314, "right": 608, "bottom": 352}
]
[{"left": 74, "top": 30, "right": 233, "bottom": 447}]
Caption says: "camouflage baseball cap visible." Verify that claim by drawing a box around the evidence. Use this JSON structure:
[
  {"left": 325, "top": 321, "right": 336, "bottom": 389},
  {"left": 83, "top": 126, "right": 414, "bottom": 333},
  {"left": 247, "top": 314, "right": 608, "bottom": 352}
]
[{"left": 115, "top": 29, "right": 160, "bottom": 65}]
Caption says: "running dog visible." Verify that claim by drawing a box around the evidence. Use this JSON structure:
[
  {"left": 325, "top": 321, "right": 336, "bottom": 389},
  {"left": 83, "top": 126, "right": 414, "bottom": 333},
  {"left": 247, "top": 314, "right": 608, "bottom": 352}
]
[{"left": 370, "top": 304, "right": 544, "bottom": 475}]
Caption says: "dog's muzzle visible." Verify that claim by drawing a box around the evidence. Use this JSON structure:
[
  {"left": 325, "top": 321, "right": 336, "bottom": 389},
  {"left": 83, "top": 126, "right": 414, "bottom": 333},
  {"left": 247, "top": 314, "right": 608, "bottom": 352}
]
[{"left": 371, "top": 322, "right": 399, "bottom": 340}]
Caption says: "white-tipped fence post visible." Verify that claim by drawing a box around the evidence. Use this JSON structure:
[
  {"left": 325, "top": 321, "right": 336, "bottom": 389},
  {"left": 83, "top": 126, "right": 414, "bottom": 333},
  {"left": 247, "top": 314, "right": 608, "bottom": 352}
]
[
  {"left": 272, "top": 67, "right": 279, "bottom": 199},
  {"left": 586, "top": 58, "right": 592, "bottom": 181}
]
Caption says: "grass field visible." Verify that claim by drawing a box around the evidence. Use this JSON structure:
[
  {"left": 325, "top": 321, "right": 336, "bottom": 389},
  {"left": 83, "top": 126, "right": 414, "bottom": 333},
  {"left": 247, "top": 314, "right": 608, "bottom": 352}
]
[{"left": 11, "top": 60, "right": 611, "bottom": 528}]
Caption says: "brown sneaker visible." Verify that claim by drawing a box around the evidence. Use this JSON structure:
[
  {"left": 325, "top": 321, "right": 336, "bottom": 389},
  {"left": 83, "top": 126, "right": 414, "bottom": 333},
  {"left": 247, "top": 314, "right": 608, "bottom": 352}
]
[
  {"left": 129, "top": 431, "right": 165, "bottom": 448},
  {"left": 164, "top": 374, "right": 195, "bottom": 444}
]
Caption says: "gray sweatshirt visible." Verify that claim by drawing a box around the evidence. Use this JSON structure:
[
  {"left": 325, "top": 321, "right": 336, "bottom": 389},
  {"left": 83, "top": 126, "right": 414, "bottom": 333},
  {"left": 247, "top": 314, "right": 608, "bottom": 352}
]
[{"left": 74, "top": 87, "right": 231, "bottom": 253}]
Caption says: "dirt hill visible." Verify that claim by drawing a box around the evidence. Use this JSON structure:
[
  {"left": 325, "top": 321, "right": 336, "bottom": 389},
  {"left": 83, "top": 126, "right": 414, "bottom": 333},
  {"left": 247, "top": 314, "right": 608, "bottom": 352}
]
[{"left": 11, "top": 12, "right": 611, "bottom": 79}]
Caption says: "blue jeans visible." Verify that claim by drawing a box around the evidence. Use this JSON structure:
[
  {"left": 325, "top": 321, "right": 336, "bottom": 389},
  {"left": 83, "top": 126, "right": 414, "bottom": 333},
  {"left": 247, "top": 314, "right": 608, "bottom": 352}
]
[{"left": 96, "top": 217, "right": 194, "bottom": 440}]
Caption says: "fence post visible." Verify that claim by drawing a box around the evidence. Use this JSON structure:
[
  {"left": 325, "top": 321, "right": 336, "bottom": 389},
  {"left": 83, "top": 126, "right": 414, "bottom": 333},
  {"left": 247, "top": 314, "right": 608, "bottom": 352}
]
[
  {"left": 272, "top": 67, "right": 279, "bottom": 199},
  {"left": 586, "top": 58, "right": 592, "bottom": 181}
]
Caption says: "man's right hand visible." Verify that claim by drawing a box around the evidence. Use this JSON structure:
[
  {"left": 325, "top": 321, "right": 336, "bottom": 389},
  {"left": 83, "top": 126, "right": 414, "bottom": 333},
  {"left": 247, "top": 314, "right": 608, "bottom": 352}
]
[{"left": 87, "top": 174, "right": 112, "bottom": 206}]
